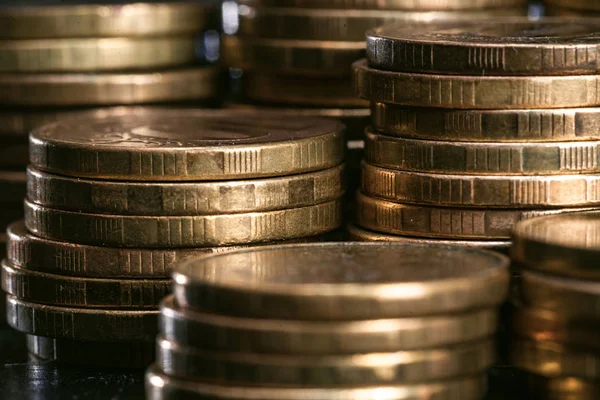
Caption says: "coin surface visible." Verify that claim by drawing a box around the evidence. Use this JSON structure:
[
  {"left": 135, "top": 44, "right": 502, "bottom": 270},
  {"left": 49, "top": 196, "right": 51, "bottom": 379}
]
[
  {"left": 156, "top": 336, "right": 495, "bottom": 385},
  {"left": 367, "top": 18, "right": 600, "bottom": 75},
  {"left": 512, "top": 211, "right": 600, "bottom": 280},
  {"left": 0, "top": 1, "right": 214, "bottom": 38},
  {"left": 239, "top": 0, "right": 524, "bottom": 10},
  {"left": 365, "top": 128, "right": 600, "bottom": 175},
  {"left": 0, "top": 67, "right": 219, "bottom": 106},
  {"left": 362, "top": 163, "right": 600, "bottom": 207},
  {"left": 371, "top": 103, "right": 600, "bottom": 142},
  {"left": 30, "top": 110, "right": 345, "bottom": 180},
  {"left": 526, "top": 375, "right": 600, "bottom": 400},
  {"left": 356, "top": 192, "right": 596, "bottom": 239},
  {"left": 546, "top": 0, "right": 600, "bottom": 11},
  {"left": 354, "top": 59, "right": 600, "bottom": 109},
  {"left": 160, "top": 296, "right": 499, "bottom": 353},
  {"left": 173, "top": 242, "right": 509, "bottom": 319},
  {"left": 6, "top": 295, "right": 158, "bottom": 340},
  {"left": 0, "top": 170, "right": 25, "bottom": 204},
  {"left": 24, "top": 199, "right": 342, "bottom": 247}
]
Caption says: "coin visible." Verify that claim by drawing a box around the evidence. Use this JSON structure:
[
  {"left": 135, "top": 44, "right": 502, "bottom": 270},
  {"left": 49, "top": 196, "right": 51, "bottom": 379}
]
[
  {"left": 26, "top": 335, "right": 154, "bottom": 368},
  {"left": 146, "top": 366, "right": 487, "bottom": 400},
  {"left": 0, "top": 1, "right": 214, "bottom": 39},
  {"left": 512, "top": 211, "right": 600, "bottom": 280},
  {"left": 24, "top": 199, "right": 342, "bottom": 247},
  {"left": 546, "top": 0, "right": 600, "bottom": 11},
  {"left": 160, "top": 296, "right": 498, "bottom": 353},
  {"left": 365, "top": 128, "right": 600, "bottom": 175},
  {"left": 526, "top": 375, "right": 599, "bottom": 400},
  {"left": 27, "top": 165, "right": 345, "bottom": 215},
  {"left": 29, "top": 110, "right": 345, "bottom": 180},
  {"left": 238, "top": 0, "right": 524, "bottom": 10},
  {"left": 222, "top": 36, "right": 364, "bottom": 76},
  {"left": 156, "top": 336, "right": 495, "bottom": 385},
  {"left": 354, "top": 59, "right": 600, "bottom": 109},
  {"left": 371, "top": 103, "right": 600, "bottom": 142},
  {"left": 0, "top": 170, "right": 25, "bottom": 204},
  {"left": 356, "top": 192, "right": 596, "bottom": 239},
  {"left": 367, "top": 18, "right": 600, "bottom": 76},
  {"left": 244, "top": 72, "right": 367, "bottom": 107},
  {"left": 361, "top": 163, "right": 600, "bottom": 208},
  {"left": 0, "top": 67, "right": 219, "bottom": 106},
  {"left": 6, "top": 295, "right": 158, "bottom": 340}
]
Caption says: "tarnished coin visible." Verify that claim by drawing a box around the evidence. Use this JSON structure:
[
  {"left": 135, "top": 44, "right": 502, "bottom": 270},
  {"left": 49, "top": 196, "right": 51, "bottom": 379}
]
[
  {"left": 512, "top": 211, "right": 600, "bottom": 280},
  {"left": 173, "top": 242, "right": 509, "bottom": 319},
  {"left": 356, "top": 192, "right": 596, "bottom": 239},
  {"left": 0, "top": 67, "right": 219, "bottom": 106},
  {"left": 238, "top": 0, "right": 524, "bottom": 10},
  {"left": 29, "top": 110, "right": 345, "bottom": 180},
  {"left": 362, "top": 163, "right": 600, "bottom": 208},
  {"left": 160, "top": 296, "right": 499, "bottom": 353},
  {"left": 0, "top": 170, "right": 25, "bottom": 204},
  {"left": 6, "top": 295, "right": 158, "bottom": 340},
  {"left": 527, "top": 375, "right": 600, "bottom": 400},
  {"left": 146, "top": 366, "right": 487, "bottom": 400},
  {"left": 367, "top": 18, "right": 600, "bottom": 75},
  {"left": 156, "top": 336, "right": 495, "bottom": 385},
  {"left": 0, "top": 1, "right": 214, "bottom": 39},
  {"left": 354, "top": 59, "right": 600, "bottom": 109},
  {"left": 365, "top": 128, "right": 600, "bottom": 175},
  {"left": 371, "top": 103, "right": 600, "bottom": 142},
  {"left": 1, "top": 261, "right": 170, "bottom": 308}
]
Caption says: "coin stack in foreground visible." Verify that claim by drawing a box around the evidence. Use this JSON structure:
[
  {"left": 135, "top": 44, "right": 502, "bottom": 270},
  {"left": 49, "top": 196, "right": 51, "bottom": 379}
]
[
  {"left": 2, "top": 109, "right": 345, "bottom": 367},
  {"left": 146, "top": 242, "right": 510, "bottom": 400},
  {"left": 511, "top": 211, "right": 600, "bottom": 400},
  {"left": 352, "top": 18, "right": 600, "bottom": 253}
]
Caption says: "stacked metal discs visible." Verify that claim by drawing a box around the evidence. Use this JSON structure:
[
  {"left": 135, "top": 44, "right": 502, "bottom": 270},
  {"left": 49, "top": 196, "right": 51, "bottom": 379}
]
[
  {"left": 146, "top": 242, "right": 510, "bottom": 400},
  {"left": 511, "top": 211, "right": 600, "bottom": 399},
  {"left": 2, "top": 109, "right": 345, "bottom": 367},
  {"left": 352, "top": 18, "right": 600, "bottom": 252}
]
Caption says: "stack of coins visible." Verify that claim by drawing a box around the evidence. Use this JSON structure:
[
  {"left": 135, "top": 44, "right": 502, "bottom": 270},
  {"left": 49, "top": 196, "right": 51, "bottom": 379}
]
[
  {"left": 545, "top": 1, "right": 600, "bottom": 16},
  {"left": 352, "top": 18, "right": 600, "bottom": 252},
  {"left": 2, "top": 109, "right": 345, "bottom": 367},
  {"left": 145, "top": 242, "right": 510, "bottom": 400},
  {"left": 511, "top": 211, "right": 600, "bottom": 399}
]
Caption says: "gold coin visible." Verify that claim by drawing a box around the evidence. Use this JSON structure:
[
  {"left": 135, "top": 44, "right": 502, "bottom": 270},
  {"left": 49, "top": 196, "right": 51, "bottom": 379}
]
[
  {"left": 237, "top": 7, "right": 524, "bottom": 41},
  {"left": 244, "top": 72, "right": 367, "bottom": 107},
  {"left": 26, "top": 335, "right": 154, "bottom": 368},
  {"left": 6, "top": 295, "right": 158, "bottom": 341},
  {"left": 546, "top": 0, "right": 600, "bottom": 11},
  {"left": 173, "top": 242, "right": 509, "bottom": 319},
  {"left": 356, "top": 192, "right": 597, "bottom": 239},
  {"left": 365, "top": 128, "right": 600, "bottom": 175},
  {"left": 30, "top": 110, "right": 345, "bottom": 180},
  {"left": 354, "top": 59, "right": 600, "bottom": 109},
  {"left": 367, "top": 18, "right": 600, "bottom": 76},
  {"left": 0, "top": 2, "right": 214, "bottom": 39},
  {"left": 27, "top": 165, "right": 345, "bottom": 215},
  {"left": 362, "top": 162, "right": 600, "bottom": 208},
  {"left": 512, "top": 211, "right": 600, "bottom": 280},
  {"left": 24, "top": 199, "right": 342, "bottom": 247},
  {"left": 146, "top": 366, "right": 487, "bottom": 400},
  {"left": 222, "top": 36, "right": 364, "bottom": 76},
  {"left": 238, "top": 0, "right": 524, "bottom": 10},
  {"left": 0, "top": 66, "right": 219, "bottom": 106},
  {"left": 1, "top": 261, "right": 171, "bottom": 308},
  {"left": 156, "top": 336, "right": 495, "bottom": 385},
  {"left": 0, "top": 170, "right": 25, "bottom": 204},
  {"left": 0, "top": 36, "right": 196, "bottom": 73},
  {"left": 160, "top": 296, "right": 499, "bottom": 353},
  {"left": 527, "top": 375, "right": 600, "bottom": 400},
  {"left": 371, "top": 103, "right": 600, "bottom": 142}
]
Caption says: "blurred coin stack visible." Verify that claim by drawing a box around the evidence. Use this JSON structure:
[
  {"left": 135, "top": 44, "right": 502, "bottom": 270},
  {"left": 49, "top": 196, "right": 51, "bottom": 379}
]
[
  {"left": 511, "top": 211, "right": 600, "bottom": 400},
  {"left": 352, "top": 18, "right": 600, "bottom": 253},
  {"left": 146, "top": 242, "right": 510, "bottom": 400},
  {"left": 2, "top": 109, "right": 345, "bottom": 367},
  {"left": 545, "top": 0, "right": 600, "bottom": 16}
]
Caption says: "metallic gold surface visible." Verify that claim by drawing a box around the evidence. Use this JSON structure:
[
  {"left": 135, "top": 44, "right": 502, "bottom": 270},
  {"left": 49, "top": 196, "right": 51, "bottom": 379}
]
[
  {"left": 29, "top": 110, "right": 345, "bottom": 180},
  {"left": 526, "top": 375, "right": 600, "bottom": 400},
  {"left": 361, "top": 163, "right": 600, "bottom": 208},
  {"left": 371, "top": 103, "right": 600, "bottom": 142},
  {"left": 6, "top": 295, "right": 158, "bottom": 341},
  {"left": 0, "top": 67, "right": 219, "bottom": 106},
  {"left": 365, "top": 128, "right": 600, "bottom": 175},
  {"left": 353, "top": 59, "right": 600, "bottom": 109},
  {"left": 356, "top": 192, "right": 595, "bottom": 239},
  {"left": 160, "top": 296, "right": 499, "bottom": 353},
  {"left": 156, "top": 336, "right": 495, "bottom": 385},
  {"left": 24, "top": 199, "right": 343, "bottom": 247},
  {"left": 0, "top": 170, "right": 25, "bottom": 204},
  {"left": 239, "top": 0, "right": 524, "bottom": 9}
]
